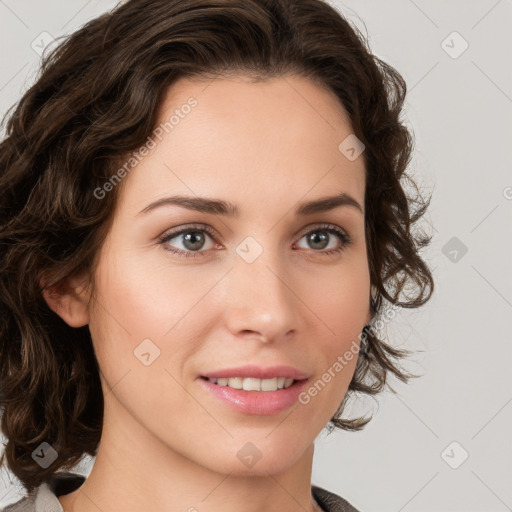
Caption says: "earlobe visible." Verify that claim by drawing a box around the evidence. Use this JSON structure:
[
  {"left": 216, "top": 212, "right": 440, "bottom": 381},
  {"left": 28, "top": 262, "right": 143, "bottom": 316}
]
[
  {"left": 367, "top": 284, "right": 378, "bottom": 324},
  {"left": 40, "top": 274, "right": 91, "bottom": 328}
]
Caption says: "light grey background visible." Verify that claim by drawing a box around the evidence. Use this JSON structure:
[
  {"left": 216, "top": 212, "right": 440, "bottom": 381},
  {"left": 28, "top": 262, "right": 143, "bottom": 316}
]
[{"left": 1, "top": 1, "right": 511, "bottom": 511}]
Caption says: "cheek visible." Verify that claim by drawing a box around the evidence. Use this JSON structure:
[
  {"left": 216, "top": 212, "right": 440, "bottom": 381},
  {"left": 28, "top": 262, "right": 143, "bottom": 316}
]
[
  {"left": 86, "top": 261, "right": 194, "bottom": 413},
  {"left": 300, "top": 259, "right": 369, "bottom": 398},
  {"left": 90, "top": 248, "right": 210, "bottom": 338},
  {"left": 305, "top": 257, "right": 370, "bottom": 340},
  {"left": 87, "top": 249, "right": 221, "bottom": 383}
]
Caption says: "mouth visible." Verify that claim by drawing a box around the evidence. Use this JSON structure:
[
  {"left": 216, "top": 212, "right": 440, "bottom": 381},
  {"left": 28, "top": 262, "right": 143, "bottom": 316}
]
[
  {"left": 200, "top": 375, "right": 306, "bottom": 392},
  {"left": 198, "top": 375, "right": 310, "bottom": 415}
]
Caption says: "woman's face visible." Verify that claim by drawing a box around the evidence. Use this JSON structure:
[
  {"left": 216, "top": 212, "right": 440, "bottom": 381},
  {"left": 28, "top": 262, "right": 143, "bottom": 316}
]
[{"left": 84, "top": 74, "right": 371, "bottom": 475}]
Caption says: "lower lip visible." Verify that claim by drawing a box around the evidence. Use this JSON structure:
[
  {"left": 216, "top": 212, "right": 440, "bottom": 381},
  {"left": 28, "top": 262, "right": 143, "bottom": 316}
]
[{"left": 198, "top": 377, "right": 309, "bottom": 415}]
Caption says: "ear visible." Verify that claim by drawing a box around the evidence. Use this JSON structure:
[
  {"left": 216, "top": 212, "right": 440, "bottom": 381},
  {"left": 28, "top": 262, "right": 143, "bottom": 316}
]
[
  {"left": 40, "top": 272, "right": 92, "bottom": 328},
  {"left": 366, "top": 284, "right": 378, "bottom": 325}
]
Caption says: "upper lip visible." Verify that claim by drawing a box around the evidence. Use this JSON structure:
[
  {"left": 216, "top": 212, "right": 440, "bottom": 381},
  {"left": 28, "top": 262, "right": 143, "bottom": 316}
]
[{"left": 201, "top": 365, "right": 309, "bottom": 380}]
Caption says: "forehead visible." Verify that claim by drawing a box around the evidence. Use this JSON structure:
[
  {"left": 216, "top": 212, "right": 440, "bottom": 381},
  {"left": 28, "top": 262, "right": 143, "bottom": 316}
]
[
  {"left": 116, "top": 74, "right": 365, "bottom": 215},
  {"left": 161, "top": 73, "right": 354, "bottom": 141}
]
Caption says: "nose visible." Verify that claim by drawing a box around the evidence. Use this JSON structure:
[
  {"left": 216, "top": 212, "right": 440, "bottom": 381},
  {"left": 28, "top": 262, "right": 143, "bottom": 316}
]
[{"left": 222, "top": 253, "right": 302, "bottom": 343}]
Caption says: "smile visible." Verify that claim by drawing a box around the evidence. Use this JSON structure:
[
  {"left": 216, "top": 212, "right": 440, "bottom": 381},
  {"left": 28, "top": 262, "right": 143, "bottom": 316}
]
[
  {"left": 199, "top": 376, "right": 309, "bottom": 415},
  {"left": 203, "top": 376, "right": 296, "bottom": 391}
]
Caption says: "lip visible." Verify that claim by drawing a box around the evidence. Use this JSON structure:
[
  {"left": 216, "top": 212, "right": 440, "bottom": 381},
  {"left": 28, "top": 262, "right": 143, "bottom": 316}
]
[
  {"left": 198, "top": 376, "right": 310, "bottom": 415},
  {"left": 200, "top": 364, "right": 309, "bottom": 380}
]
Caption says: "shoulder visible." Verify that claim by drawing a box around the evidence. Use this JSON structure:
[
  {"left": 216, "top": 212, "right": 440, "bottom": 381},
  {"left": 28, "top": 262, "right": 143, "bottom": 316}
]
[
  {"left": 1, "top": 494, "right": 36, "bottom": 512},
  {"left": 1, "top": 472, "right": 85, "bottom": 512},
  {"left": 312, "top": 484, "right": 362, "bottom": 512}
]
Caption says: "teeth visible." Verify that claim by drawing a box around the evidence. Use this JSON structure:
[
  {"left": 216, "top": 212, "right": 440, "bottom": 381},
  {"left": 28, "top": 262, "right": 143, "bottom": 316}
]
[{"left": 207, "top": 376, "right": 296, "bottom": 391}]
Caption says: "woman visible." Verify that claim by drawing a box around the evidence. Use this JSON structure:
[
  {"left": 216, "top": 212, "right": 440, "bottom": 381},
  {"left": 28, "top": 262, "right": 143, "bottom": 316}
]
[{"left": 0, "top": 1, "right": 434, "bottom": 511}]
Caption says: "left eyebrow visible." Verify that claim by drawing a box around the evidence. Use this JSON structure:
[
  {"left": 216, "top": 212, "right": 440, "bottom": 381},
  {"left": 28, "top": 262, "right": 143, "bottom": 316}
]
[
  {"left": 295, "top": 192, "right": 363, "bottom": 216},
  {"left": 137, "top": 192, "right": 363, "bottom": 217}
]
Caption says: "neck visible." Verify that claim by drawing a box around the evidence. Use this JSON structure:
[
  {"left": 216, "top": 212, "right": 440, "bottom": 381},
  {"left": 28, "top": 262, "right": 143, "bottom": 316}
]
[{"left": 58, "top": 390, "right": 321, "bottom": 512}]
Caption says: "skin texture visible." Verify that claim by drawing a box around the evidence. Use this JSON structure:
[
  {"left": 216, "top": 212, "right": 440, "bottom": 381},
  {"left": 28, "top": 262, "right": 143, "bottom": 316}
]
[{"left": 44, "top": 74, "right": 371, "bottom": 512}]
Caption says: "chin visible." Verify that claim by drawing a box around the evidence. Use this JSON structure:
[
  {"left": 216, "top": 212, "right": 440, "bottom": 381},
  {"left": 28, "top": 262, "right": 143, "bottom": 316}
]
[{"left": 207, "top": 437, "right": 309, "bottom": 477}]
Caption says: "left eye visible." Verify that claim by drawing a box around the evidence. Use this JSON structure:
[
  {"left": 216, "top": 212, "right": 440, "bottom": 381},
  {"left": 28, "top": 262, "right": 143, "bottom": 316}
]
[
  {"left": 158, "top": 224, "right": 351, "bottom": 258},
  {"left": 295, "top": 227, "right": 350, "bottom": 252}
]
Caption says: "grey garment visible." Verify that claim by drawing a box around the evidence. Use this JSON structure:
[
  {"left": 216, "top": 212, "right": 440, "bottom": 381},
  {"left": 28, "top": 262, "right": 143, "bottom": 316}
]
[
  {"left": 1, "top": 472, "right": 361, "bottom": 512},
  {"left": 1, "top": 472, "right": 84, "bottom": 512}
]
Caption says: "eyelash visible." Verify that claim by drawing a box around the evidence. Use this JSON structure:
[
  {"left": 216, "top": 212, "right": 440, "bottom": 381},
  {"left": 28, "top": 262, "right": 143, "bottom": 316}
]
[{"left": 158, "top": 223, "right": 352, "bottom": 259}]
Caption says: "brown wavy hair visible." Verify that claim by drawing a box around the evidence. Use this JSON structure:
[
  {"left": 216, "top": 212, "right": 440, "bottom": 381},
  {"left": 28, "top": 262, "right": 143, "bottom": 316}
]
[{"left": 0, "top": 0, "right": 434, "bottom": 493}]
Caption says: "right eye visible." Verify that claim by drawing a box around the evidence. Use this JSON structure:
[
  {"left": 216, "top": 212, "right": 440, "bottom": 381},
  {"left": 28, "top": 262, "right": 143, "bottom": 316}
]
[{"left": 158, "top": 224, "right": 221, "bottom": 258}]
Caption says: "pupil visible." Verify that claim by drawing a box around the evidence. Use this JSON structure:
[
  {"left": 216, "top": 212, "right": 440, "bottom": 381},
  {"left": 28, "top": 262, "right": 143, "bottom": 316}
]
[
  {"left": 184, "top": 232, "right": 204, "bottom": 250},
  {"left": 309, "top": 231, "right": 328, "bottom": 250}
]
